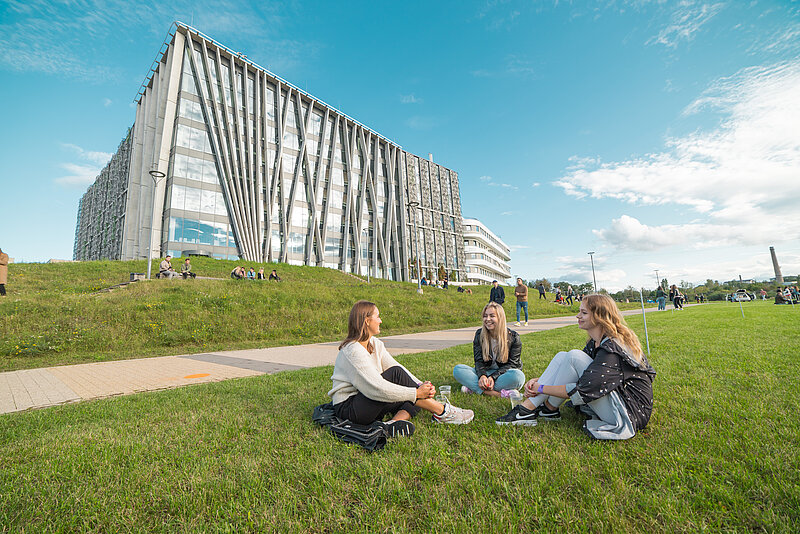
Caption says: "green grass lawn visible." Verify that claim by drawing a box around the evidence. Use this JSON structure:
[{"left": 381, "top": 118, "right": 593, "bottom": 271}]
[
  {"left": 0, "top": 258, "right": 621, "bottom": 372},
  {"left": 1, "top": 301, "right": 798, "bottom": 532}
]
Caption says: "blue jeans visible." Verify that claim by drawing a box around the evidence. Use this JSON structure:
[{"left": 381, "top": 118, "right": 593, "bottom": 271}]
[
  {"left": 516, "top": 301, "right": 528, "bottom": 322},
  {"left": 453, "top": 364, "right": 525, "bottom": 394},
  {"left": 657, "top": 297, "right": 666, "bottom": 310}
]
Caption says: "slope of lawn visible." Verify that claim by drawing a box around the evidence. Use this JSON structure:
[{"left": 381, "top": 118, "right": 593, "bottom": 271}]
[
  {"left": 0, "top": 257, "right": 619, "bottom": 372},
  {"left": 1, "top": 301, "right": 797, "bottom": 532}
]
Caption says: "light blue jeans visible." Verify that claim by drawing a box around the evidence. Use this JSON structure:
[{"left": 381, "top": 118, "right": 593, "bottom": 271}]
[
  {"left": 531, "top": 349, "right": 635, "bottom": 440},
  {"left": 453, "top": 364, "right": 525, "bottom": 394},
  {"left": 657, "top": 297, "right": 666, "bottom": 310},
  {"left": 516, "top": 301, "right": 528, "bottom": 322}
]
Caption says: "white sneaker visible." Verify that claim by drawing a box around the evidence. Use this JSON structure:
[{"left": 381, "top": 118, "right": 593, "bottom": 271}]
[
  {"left": 524, "top": 321, "right": 528, "bottom": 326},
  {"left": 514, "top": 321, "right": 521, "bottom": 326},
  {"left": 432, "top": 401, "right": 474, "bottom": 424}
]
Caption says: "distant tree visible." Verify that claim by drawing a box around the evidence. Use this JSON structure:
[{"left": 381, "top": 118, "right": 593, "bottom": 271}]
[
  {"left": 533, "top": 278, "right": 552, "bottom": 292},
  {"left": 437, "top": 264, "right": 446, "bottom": 281}
]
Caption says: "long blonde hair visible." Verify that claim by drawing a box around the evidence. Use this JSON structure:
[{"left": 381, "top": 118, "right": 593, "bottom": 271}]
[
  {"left": 583, "top": 294, "right": 644, "bottom": 362},
  {"left": 339, "top": 300, "right": 376, "bottom": 352},
  {"left": 480, "top": 302, "right": 509, "bottom": 363}
]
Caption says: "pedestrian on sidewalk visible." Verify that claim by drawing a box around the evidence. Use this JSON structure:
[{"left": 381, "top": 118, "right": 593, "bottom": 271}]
[
  {"left": 565, "top": 285, "right": 575, "bottom": 306},
  {"left": 454, "top": 302, "right": 525, "bottom": 397},
  {"left": 0, "top": 247, "right": 8, "bottom": 296},
  {"left": 489, "top": 280, "right": 505, "bottom": 305},
  {"left": 496, "top": 294, "right": 656, "bottom": 440},
  {"left": 328, "top": 300, "right": 475, "bottom": 436},
  {"left": 514, "top": 277, "right": 528, "bottom": 326},
  {"left": 655, "top": 286, "right": 667, "bottom": 310}
]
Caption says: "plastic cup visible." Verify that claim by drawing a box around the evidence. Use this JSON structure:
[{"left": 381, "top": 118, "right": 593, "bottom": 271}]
[
  {"left": 508, "top": 389, "right": 523, "bottom": 409},
  {"left": 439, "top": 385, "right": 451, "bottom": 403}
]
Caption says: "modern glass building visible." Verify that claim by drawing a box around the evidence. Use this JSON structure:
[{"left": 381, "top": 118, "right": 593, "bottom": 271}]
[{"left": 74, "top": 22, "right": 466, "bottom": 282}]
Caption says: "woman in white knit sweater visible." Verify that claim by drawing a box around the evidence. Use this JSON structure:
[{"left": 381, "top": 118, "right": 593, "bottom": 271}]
[{"left": 329, "top": 300, "right": 474, "bottom": 436}]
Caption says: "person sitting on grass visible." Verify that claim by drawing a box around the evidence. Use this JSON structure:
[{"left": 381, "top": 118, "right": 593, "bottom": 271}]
[
  {"left": 247, "top": 267, "right": 256, "bottom": 280},
  {"left": 453, "top": 302, "right": 525, "bottom": 397},
  {"left": 775, "top": 289, "right": 788, "bottom": 304},
  {"left": 496, "top": 294, "right": 656, "bottom": 441},
  {"left": 269, "top": 269, "right": 281, "bottom": 281},
  {"left": 230, "top": 266, "right": 244, "bottom": 279},
  {"left": 181, "top": 258, "right": 196, "bottom": 279},
  {"left": 329, "top": 300, "right": 475, "bottom": 437},
  {"left": 257, "top": 267, "right": 266, "bottom": 280},
  {"left": 158, "top": 255, "right": 177, "bottom": 279}
]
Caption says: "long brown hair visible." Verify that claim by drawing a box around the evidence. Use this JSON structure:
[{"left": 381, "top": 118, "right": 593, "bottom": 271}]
[
  {"left": 480, "top": 302, "right": 509, "bottom": 363},
  {"left": 583, "top": 294, "right": 644, "bottom": 362},
  {"left": 339, "top": 300, "right": 377, "bottom": 351}
]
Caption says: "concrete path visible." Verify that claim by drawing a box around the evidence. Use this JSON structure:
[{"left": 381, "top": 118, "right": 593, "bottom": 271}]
[{"left": 0, "top": 307, "right": 666, "bottom": 415}]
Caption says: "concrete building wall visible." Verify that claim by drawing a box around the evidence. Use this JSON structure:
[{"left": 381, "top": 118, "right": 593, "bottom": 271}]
[
  {"left": 74, "top": 23, "right": 466, "bottom": 282},
  {"left": 462, "top": 217, "right": 511, "bottom": 284}
]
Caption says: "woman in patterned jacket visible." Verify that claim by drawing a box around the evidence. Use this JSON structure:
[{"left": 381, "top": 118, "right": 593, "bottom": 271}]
[{"left": 496, "top": 294, "right": 656, "bottom": 440}]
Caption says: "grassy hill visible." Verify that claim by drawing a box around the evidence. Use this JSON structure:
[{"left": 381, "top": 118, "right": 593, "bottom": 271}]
[
  {"left": 1, "top": 302, "right": 797, "bottom": 531},
  {"left": 1, "top": 258, "right": 596, "bottom": 371}
]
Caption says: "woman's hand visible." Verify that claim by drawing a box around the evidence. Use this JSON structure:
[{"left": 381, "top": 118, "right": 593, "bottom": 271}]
[
  {"left": 478, "top": 375, "right": 494, "bottom": 391},
  {"left": 416, "top": 381, "right": 436, "bottom": 400},
  {"left": 524, "top": 377, "right": 540, "bottom": 398}
]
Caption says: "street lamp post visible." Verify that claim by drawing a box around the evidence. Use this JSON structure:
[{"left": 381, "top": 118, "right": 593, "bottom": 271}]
[
  {"left": 655, "top": 269, "right": 660, "bottom": 288},
  {"left": 406, "top": 200, "right": 423, "bottom": 294},
  {"left": 588, "top": 251, "right": 597, "bottom": 293},
  {"left": 146, "top": 168, "right": 167, "bottom": 280}
]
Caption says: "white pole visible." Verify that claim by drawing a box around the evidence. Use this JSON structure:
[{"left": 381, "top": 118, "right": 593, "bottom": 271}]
[
  {"left": 639, "top": 288, "right": 651, "bottom": 356},
  {"left": 739, "top": 298, "right": 745, "bottom": 318}
]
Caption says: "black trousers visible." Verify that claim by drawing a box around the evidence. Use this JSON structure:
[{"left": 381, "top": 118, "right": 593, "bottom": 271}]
[
  {"left": 334, "top": 366, "right": 421, "bottom": 425},
  {"left": 0, "top": 284, "right": 5, "bottom": 296}
]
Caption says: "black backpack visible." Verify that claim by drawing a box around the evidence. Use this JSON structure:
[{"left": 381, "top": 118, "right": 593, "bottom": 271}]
[{"left": 312, "top": 403, "right": 388, "bottom": 452}]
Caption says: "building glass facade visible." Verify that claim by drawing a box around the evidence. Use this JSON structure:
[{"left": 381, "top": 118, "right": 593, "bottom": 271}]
[{"left": 73, "top": 22, "right": 466, "bottom": 282}]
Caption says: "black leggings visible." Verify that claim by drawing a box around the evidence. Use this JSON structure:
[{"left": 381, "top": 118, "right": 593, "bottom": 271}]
[{"left": 333, "top": 366, "right": 421, "bottom": 425}]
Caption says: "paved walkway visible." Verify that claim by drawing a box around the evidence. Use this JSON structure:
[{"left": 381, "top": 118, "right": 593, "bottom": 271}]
[{"left": 0, "top": 307, "right": 664, "bottom": 415}]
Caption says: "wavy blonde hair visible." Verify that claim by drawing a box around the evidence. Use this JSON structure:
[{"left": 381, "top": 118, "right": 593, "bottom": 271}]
[
  {"left": 480, "top": 302, "right": 509, "bottom": 363},
  {"left": 339, "top": 300, "right": 377, "bottom": 352},
  {"left": 583, "top": 294, "right": 644, "bottom": 363}
]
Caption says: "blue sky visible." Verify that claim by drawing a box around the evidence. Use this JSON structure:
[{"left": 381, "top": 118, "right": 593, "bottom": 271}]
[{"left": 1, "top": 0, "right": 799, "bottom": 291}]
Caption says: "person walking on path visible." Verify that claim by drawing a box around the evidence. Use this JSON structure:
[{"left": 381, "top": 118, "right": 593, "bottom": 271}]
[
  {"left": 669, "top": 285, "right": 684, "bottom": 310},
  {"left": 489, "top": 280, "right": 505, "bottom": 305},
  {"left": 514, "top": 278, "right": 529, "bottom": 326},
  {"left": 496, "top": 294, "right": 656, "bottom": 440},
  {"left": 329, "top": 300, "right": 474, "bottom": 436},
  {"left": 655, "top": 286, "right": 667, "bottom": 310},
  {"left": 454, "top": 302, "right": 525, "bottom": 397},
  {"left": 180, "top": 258, "right": 196, "bottom": 279},
  {"left": 537, "top": 282, "right": 546, "bottom": 300},
  {"left": 0, "top": 247, "right": 8, "bottom": 296}
]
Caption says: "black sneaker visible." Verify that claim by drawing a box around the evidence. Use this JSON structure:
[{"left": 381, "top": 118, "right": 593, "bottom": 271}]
[
  {"left": 536, "top": 404, "right": 561, "bottom": 421},
  {"left": 495, "top": 404, "right": 538, "bottom": 426},
  {"left": 380, "top": 420, "right": 415, "bottom": 437}
]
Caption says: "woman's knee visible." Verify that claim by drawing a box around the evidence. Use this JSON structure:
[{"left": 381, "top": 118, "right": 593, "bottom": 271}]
[
  {"left": 453, "top": 364, "right": 477, "bottom": 382},
  {"left": 499, "top": 369, "right": 525, "bottom": 389}
]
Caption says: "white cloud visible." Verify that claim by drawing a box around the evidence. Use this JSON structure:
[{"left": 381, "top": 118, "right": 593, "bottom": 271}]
[
  {"left": 647, "top": 1, "right": 725, "bottom": 49},
  {"left": 400, "top": 93, "right": 422, "bottom": 104},
  {"left": 480, "top": 175, "right": 518, "bottom": 190},
  {"left": 531, "top": 182, "right": 540, "bottom": 187},
  {"left": 555, "top": 60, "right": 800, "bottom": 252},
  {"left": 54, "top": 144, "right": 112, "bottom": 188},
  {"left": 404, "top": 115, "right": 438, "bottom": 130},
  {"left": 103, "top": 98, "right": 112, "bottom": 107}
]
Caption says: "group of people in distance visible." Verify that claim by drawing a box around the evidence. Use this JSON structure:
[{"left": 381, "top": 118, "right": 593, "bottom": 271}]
[
  {"left": 328, "top": 293, "right": 656, "bottom": 441},
  {"left": 230, "top": 266, "right": 281, "bottom": 281}
]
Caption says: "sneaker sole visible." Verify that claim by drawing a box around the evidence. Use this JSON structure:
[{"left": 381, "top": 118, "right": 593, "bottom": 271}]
[
  {"left": 538, "top": 415, "right": 561, "bottom": 421},
  {"left": 496, "top": 419, "right": 538, "bottom": 426},
  {"left": 432, "top": 414, "right": 475, "bottom": 425}
]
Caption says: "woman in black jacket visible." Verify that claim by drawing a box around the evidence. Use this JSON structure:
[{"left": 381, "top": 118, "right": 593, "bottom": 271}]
[
  {"left": 453, "top": 302, "right": 525, "bottom": 397},
  {"left": 496, "top": 294, "right": 656, "bottom": 440}
]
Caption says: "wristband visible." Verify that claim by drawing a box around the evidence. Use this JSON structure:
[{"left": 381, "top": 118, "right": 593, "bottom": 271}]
[{"left": 537, "top": 384, "right": 544, "bottom": 394}]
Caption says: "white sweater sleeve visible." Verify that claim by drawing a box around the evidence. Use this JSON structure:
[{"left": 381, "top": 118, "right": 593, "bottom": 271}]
[{"left": 341, "top": 343, "right": 418, "bottom": 403}]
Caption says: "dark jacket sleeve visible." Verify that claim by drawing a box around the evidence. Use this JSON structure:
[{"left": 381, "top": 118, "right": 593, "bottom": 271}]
[
  {"left": 568, "top": 347, "right": 624, "bottom": 404},
  {"left": 498, "top": 287, "right": 505, "bottom": 302},
  {"left": 473, "top": 330, "right": 491, "bottom": 377},
  {"left": 490, "top": 330, "right": 522, "bottom": 380}
]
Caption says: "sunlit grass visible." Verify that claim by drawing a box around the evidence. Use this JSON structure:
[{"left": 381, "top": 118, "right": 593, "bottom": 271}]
[{"left": 1, "top": 301, "right": 797, "bottom": 532}]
